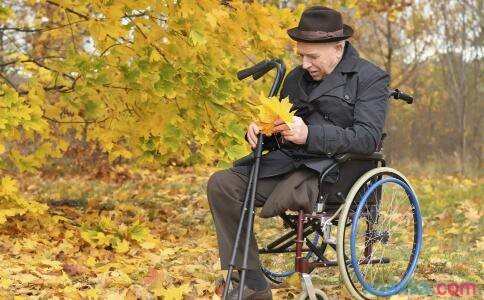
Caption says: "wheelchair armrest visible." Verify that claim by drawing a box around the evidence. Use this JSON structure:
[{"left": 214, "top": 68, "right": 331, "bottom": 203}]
[{"left": 334, "top": 152, "right": 384, "bottom": 163}]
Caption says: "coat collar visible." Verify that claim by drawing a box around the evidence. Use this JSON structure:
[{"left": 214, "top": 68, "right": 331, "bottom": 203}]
[{"left": 305, "top": 42, "right": 359, "bottom": 102}]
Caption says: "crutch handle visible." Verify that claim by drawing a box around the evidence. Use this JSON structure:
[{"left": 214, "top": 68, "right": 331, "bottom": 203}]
[{"left": 237, "top": 60, "right": 270, "bottom": 81}]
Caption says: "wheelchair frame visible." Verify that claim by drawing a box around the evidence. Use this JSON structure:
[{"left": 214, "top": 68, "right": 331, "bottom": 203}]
[
  {"left": 259, "top": 152, "right": 387, "bottom": 276},
  {"left": 257, "top": 152, "right": 423, "bottom": 300}
]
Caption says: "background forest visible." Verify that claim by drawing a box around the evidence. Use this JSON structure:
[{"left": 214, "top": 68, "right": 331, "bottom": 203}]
[{"left": 0, "top": 0, "right": 482, "bottom": 299}]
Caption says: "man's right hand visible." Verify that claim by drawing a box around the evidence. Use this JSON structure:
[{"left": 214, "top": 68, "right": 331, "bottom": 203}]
[{"left": 246, "top": 122, "right": 260, "bottom": 149}]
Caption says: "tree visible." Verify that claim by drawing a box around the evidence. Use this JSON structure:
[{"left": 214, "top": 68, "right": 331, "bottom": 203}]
[{"left": 432, "top": 0, "right": 482, "bottom": 173}]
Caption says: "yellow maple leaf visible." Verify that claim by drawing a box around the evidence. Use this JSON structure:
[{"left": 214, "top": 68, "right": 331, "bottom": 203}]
[
  {"left": 113, "top": 238, "right": 130, "bottom": 254},
  {"left": 0, "top": 278, "right": 11, "bottom": 289},
  {"left": 153, "top": 284, "right": 191, "bottom": 300},
  {"left": 85, "top": 256, "right": 97, "bottom": 268},
  {"left": 254, "top": 92, "right": 294, "bottom": 136}
]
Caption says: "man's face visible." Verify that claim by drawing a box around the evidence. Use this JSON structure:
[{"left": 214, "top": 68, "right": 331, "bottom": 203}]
[{"left": 296, "top": 41, "right": 344, "bottom": 80}]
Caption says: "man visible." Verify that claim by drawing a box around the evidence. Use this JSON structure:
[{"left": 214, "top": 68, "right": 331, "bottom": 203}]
[{"left": 207, "top": 6, "right": 390, "bottom": 299}]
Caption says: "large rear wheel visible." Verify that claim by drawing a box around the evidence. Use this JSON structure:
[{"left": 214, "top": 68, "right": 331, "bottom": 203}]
[{"left": 336, "top": 167, "right": 423, "bottom": 299}]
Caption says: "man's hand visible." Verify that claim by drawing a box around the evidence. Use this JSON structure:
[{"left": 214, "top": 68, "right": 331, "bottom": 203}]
[
  {"left": 273, "top": 116, "right": 308, "bottom": 145},
  {"left": 246, "top": 122, "right": 260, "bottom": 149}
]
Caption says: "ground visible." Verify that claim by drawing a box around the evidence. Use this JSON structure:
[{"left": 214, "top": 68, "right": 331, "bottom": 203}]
[{"left": 0, "top": 165, "right": 481, "bottom": 299}]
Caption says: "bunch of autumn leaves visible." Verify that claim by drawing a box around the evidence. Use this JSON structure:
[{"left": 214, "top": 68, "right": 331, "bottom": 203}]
[{"left": 254, "top": 92, "right": 295, "bottom": 136}]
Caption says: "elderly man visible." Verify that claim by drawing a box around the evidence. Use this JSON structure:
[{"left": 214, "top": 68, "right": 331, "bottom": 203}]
[{"left": 207, "top": 5, "right": 390, "bottom": 299}]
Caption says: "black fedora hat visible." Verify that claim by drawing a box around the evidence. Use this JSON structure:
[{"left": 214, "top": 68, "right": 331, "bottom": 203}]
[{"left": 287, "top": 6, "right": 353, "bottom": 43}]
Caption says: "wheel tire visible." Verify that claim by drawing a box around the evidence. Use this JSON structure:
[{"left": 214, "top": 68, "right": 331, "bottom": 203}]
[
  {"left": 336, "top": 167, "right": 422, "bottom": 300},
  {"left": 297, "top": 288, "right": 329, "bottom": 300}
]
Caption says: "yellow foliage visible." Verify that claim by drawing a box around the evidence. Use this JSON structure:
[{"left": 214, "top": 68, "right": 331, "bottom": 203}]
[
  {"left": 153, "top": 283, "right": 191, "bottom": 299},
  {"left": 0, "top": 0, "right": 301, "bottom": 168},
  {"left": 0, "top": 176, "right": 48, "bottom": 224},
  {"left": 254, "top": 93, "right": 295, "bottom": 135},
  {"left": 113, "top": 238, "right": 130, "bottom": 254},
  {"left": 0, "top": 168, "right": 480, "bottom": 297}
]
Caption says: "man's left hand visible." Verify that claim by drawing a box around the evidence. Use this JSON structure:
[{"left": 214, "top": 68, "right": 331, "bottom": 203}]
[{"left": 273, "top": 116, "right": 308, "bottom": 145}]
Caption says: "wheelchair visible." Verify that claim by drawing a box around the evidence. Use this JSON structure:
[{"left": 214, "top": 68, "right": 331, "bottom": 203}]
[
  {"left": 255, "top": 145, "right": 423, "bottom": 300},
  {"left": 221, "top": 59, "right": 423, "bottom": 300}
]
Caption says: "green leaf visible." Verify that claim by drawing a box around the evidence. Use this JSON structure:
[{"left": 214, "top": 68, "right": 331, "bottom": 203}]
[{"left": 189, "top": 30, "right": 206, "bottom": 46}]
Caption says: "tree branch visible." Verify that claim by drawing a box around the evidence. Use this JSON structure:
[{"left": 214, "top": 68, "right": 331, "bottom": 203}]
[
  {"left": 45, "top": 1, "right": 89, "bottom": 20},
  {"left": 0, "top": 72, "right": 25, "bottom": 94},
  {"left": 0, "top": 20, "right": 87, "bottom": 33},
  {"left": 42, "top": 115, "right": 109, "bottom": 124},
  {"left": 65, "top": 9, "right": 79, "bottom": 53}
]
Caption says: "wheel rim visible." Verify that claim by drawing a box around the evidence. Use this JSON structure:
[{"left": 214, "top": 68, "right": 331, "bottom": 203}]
[
  {"left": 348, "top": 176, "right": 423, "bottom": 297},
  {"left": 341, "top": 179, "right": 377, "bottom": 299},
  {"left": 337, "top": 168, "right": 423, "bottom": 300}
]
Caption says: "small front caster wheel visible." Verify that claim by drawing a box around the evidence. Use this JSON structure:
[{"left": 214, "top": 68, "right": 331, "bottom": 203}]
[{"left": 297, "top": 288, "right": 329, "bottom": 300}]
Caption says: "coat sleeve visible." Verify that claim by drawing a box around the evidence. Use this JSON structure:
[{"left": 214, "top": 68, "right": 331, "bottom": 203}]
[{"left": 304, "top": 69, "right": 390, "bottom": 156}]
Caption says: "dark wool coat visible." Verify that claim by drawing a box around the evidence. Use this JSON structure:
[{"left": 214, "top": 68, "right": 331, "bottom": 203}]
[{"left": 232, "top": 42, "right": 390, "bottom": 191}]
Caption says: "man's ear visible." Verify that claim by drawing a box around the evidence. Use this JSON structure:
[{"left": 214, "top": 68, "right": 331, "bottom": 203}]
[{"left": 336, "top": 41, "right": 345, "bottom": 52}]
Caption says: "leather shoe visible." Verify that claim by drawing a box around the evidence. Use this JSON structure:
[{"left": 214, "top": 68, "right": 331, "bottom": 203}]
[{"left": 227, "top": 284, "right": 272, "bottom": 300}]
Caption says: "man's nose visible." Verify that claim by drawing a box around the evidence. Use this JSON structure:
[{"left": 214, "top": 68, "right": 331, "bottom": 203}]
[{"left": 302, "top": 57, "right": 311, "bottom": 70}]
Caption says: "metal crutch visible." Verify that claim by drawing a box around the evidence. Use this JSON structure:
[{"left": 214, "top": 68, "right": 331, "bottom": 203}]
[{"left": 222, "top": 59, "right": 286, "bottom": 300}]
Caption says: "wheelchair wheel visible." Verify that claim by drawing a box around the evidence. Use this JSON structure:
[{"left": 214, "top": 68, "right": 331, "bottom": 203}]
[
  {"left": 336, "top": 167, "right": 423, "bottom": 299},
  {"left": 256, "top": 214, "right": 321, "bottom": 284},
  {"left": 298, "top": 288, "right": 329, "bottom": 300}
]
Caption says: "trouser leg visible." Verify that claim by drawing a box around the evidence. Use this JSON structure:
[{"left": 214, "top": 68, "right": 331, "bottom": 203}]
[{"left": 206, "top": 169, "right": 282, "bottom": 270}]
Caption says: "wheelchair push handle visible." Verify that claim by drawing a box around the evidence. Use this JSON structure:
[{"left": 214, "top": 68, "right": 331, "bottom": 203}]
[{"left": 391, "top": 88, "right": 414, "bottom": 104}]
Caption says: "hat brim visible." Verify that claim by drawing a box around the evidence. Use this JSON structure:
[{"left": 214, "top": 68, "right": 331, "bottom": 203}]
[{"left": 287, "top": 24, "right": 353, "bottom": 43}]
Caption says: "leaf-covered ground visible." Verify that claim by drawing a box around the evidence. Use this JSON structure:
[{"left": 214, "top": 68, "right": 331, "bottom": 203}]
[{"left": 0, "top": 166, "right": 482, "bottom": 299}]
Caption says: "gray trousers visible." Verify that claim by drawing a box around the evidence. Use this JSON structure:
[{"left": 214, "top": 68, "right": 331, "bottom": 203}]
[{"left": 206, "top": 167, "right": 318, "bottom": 270}]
